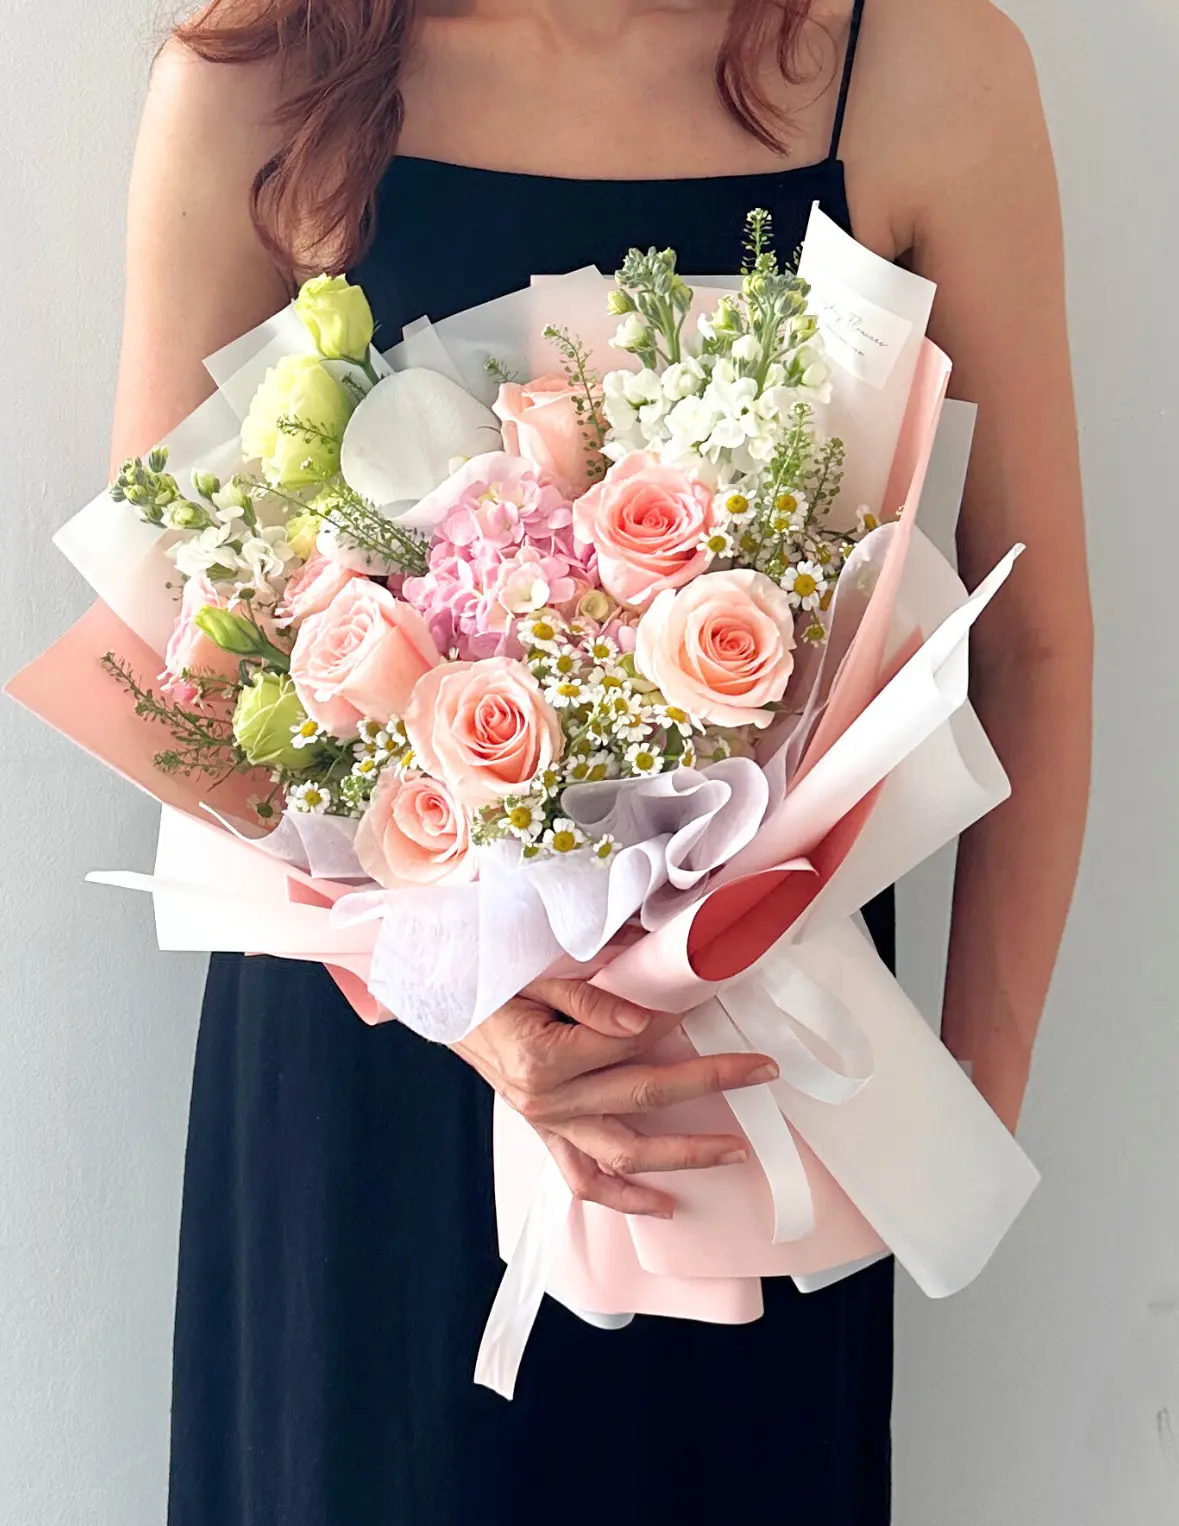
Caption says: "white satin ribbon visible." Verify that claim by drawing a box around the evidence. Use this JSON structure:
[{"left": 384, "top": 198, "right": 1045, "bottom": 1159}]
[
  {"left": 683, "top": 940, "right": 874, "bottom": 1249},
  {"left": 474, "top": 1155, "right": 573, "bottom": 1401},
  {"left": 475, "top": 931, "right": 873, "bottom": 1399}
]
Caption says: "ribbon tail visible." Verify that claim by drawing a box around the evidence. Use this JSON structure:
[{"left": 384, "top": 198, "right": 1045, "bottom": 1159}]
[
  {"left": 682, "top": 998, "right": 816, "bottom": 1245},
  {"left": 474, "top": 1155, "right": 573, "bottom": 1401}
]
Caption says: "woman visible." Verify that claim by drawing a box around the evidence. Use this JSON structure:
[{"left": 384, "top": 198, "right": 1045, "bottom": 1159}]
[{"left": 112, "top": 1, "right": 1091, "bottom": 1521}]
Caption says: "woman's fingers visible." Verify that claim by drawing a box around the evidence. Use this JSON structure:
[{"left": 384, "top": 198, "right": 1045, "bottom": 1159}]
[
  {"left": 521, "top": 1050, "right": 779, "bottom": 1126},
  {"left": 523, "top": 977, "right": 656, "bottom": 1040},
  {"left": 558, "top": 1115, "right": 749, "bottom": 1175},
  {"left": 542, "top": 1132, "right": 675, "bottom": 1218}
]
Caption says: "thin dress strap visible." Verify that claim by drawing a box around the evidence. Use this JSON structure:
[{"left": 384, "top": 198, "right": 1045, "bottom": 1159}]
[{"left": 828, "top": 0, "right": 866, "bottom": 160}]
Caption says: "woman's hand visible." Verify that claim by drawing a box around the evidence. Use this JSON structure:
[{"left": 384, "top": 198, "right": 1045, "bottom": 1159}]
[{"left": 454, "top": 977, "right": 778, "bottom": 1218}]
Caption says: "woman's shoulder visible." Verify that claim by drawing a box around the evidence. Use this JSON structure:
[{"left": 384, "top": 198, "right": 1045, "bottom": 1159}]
[
  {"left": 145, "top": 36, "right": 289, "bottom": 184},
  {"left": 846, "top": 0, "right": 1046, "bottom": 255}
]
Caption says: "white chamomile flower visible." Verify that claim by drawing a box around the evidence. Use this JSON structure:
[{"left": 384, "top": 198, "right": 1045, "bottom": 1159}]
[
  {"left": 352, "top": 753, "right": 381, "bottom": 780},
  {"left": 782, "top": 559, "right": 827, "bottom": 612},
  {"left": 769, "top": 490, "right": 808, "bottom": 531},
  {"left": 802, "top": 619, "right": 828, "bottom": 645},
  {"left": 608, "top": 693, "right": 652, "bottom": 743},
  {"left": 247, "top": 793, "right": 280, "bottom": 826},
  {"left": 535, "top": 767, "right": 563, "bottom": 797},
  {"left": 856, "top": 504, "right": 882, "bottom": 536},
  {"left": 544, "top": 818, "right": 586, "bottom": 854},
  {"left": 592, "top": 834, "right": 619, "bottom": 862},
  {"left": 718, "top": 490, "right": 754, "bottom": 525},
  {"left": 290, "top": 717, "right": 325, "bottom": 750},
  {"left": 545, "top": 646, "right": 580, "bottom": 680},
  {"left": 503, "top": 798, "right": 546, "bottom": 841},
  {"left": 698, "top": 528, "right": 734, "bottom": 561},
  {"left": 583, "top": 633, "right": 618, "bottom": 665},
  {"left": 678, "top": 742, "right": 698, "bottom": 771},
  {"left": 654, "top": 703, "right": 701, "bottom": 738},
  {"left": 545, "top": 674, "right": 587, "bottom": 710},
  {"left": 289, "top": 780, "right": 331, "bottom": 815},
  {"left": 625, "top": 741, "right": 664, "bottom": 777},
  {"left": 701, "top": 732, "right": 732, "bottom": 762},
  {"left": 357, "top": 718, "right": 384, "bottom": 745},
  {"left": 520, "top": 609, "right": 565, "bottom": 653}
]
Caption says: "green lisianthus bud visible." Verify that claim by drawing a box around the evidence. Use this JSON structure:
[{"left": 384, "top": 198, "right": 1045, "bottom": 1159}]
[
  {"left": 193, "top": 470, "right": 221, "bottom": 500},
  {"left": 240, "top": 354, "right": 352, "bottom": 491},
  {"left": 232, "top": 672, "right": 310, "bottom": 771},
  {"left": 284, "top": 508, "right": 321, "bottom": 562},
  {"left": 194, "top": 606, "right": 286, "bottom": 666},
  {"left": 606, "top": 288, "right": 635, "bottom": 317},
  {"left": 294, "top": 274, "right": 375, "bottom": 361}
]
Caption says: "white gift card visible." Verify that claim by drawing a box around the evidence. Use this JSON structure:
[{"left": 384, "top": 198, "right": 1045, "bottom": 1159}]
[{"left": 803, "top": 266, "right": 914, "bottom": 390}]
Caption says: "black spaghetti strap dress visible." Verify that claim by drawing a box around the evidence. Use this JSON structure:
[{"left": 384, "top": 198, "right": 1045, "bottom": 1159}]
[{"left": 168, "top": 11, "right": 895, "bottom": 1522}]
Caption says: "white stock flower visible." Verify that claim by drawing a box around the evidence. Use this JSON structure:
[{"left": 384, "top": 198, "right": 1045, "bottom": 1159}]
[
  {"left": 661, "top": 358, "right": 707, "bottom": 401},
  {"left": 731, "top": 333, "right": 761, "bottom": 365},
  {"left": 609, "top": 314, "right": 653, "bottom": 353}
]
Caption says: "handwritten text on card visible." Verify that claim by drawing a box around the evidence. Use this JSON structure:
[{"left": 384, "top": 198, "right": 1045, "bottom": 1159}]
[{"left": 805, "top": 271, "right": 914, "bottom": 391}]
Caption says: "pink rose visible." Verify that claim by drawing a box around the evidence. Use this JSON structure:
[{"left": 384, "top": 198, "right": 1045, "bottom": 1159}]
[
  {"left": 635, "top": 569, "right": 797, "bottom": 730},
  {"left": 355, "top": 770, "right": 475, "bottom": 888},
  {"left": 161, "top": 574, "right": 244, "bottom": 705},
  {"left": 493, "top": 374, "right": 597, "bottom": 498},
  {"left": 276, "top": 553, "right": 359, "bottom": 627},
  {"left": 572, "top": 453, "right": 716, "bottom": 610},
  {"left": 404, "top": 656, "right": 563, "bottom": 809},
  {"left": 290, "top": 580, "right": 442, "bottom": 737}
]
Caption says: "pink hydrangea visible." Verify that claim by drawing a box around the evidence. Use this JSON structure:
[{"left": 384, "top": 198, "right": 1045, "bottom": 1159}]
[{"left": 403, "top": 453, "right": 597, "bottom": 659}]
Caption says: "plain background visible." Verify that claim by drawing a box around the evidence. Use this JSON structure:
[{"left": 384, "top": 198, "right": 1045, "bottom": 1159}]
[{"left": 2, "top": 1, "right": 1177, "bottom": 1521}]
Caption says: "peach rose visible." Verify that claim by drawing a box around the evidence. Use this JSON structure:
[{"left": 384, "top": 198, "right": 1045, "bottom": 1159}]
[
  {"left": 162, "top": 574, "right": 244, "bottom": 705},
  {"left": 635, "top": 569, "right": 796, "bottom": 730},
  {"left": 290, "top": 580, "right": 441, "bottom": 737},
  {"left": 572, "top": 452, "right": 715, "bottom": 610},
  {"left": 355, "top": 770, "right": 475, "bottom": 888},
  {"left": 404, "top": 656, "right": 563, "bottom": 809},
  {"left": 276, "top": 553, "right": 359, "bottom": 627},
  {"left": 493, "top": 373, "right": 596, "bottom": 499}
]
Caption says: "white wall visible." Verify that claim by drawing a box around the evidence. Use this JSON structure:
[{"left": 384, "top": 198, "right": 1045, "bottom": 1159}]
[
  {"left": 0, "top": 2, "right": 1175, "bottom": 1523},
  {"left": 894, "top": 2, "right": 1179, "bottom": 1521},
  {"left": 0, "top": 4, "right": 205, "bottom": 1522}
]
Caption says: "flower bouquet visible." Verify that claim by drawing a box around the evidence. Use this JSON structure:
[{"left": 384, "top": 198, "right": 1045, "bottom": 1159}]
[{"left": 8, "top": 205, "right": 1039, "bottom": 1399}]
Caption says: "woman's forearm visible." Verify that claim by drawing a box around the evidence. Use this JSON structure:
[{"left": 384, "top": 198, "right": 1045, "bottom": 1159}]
[{"left": 939, "top": 632, "right": 1093, "bottom": 1133}]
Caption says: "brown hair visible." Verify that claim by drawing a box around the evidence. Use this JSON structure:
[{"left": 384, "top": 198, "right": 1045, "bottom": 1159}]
[{"left": 177, "top": 0, "right": 820, "bottom": 275}]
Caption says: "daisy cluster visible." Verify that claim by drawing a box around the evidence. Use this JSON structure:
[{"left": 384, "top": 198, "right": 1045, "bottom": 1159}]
[
  {"left": 470, "top": 607, "right": 742, "bottom": 860},
  {"left": 283, "top": 716, "right": 415, "bottom": 818}
]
